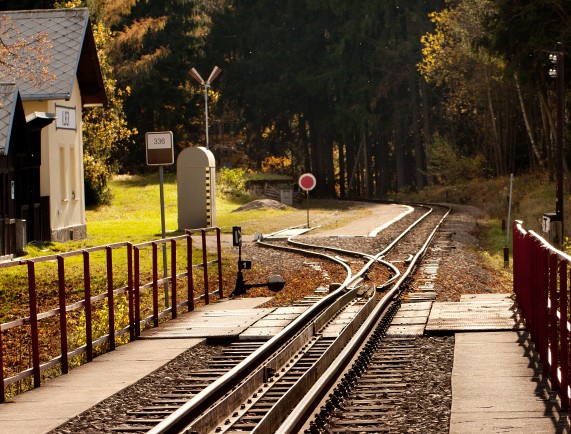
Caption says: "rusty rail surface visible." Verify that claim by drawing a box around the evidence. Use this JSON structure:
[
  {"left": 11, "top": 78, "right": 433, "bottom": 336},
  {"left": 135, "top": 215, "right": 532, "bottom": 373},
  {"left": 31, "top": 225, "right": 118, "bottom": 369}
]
[
  {"left": 0, "top": 228, "right": 223, "bottom": 402},
  {"left": 513, "top": 221, "right": 570, "bottom": 412}
]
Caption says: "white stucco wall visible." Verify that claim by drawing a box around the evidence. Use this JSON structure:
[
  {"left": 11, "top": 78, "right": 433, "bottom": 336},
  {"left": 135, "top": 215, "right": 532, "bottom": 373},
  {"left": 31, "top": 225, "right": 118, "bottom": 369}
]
[{"left": 22, "top": 79, "right": 86, "bottom": 240}]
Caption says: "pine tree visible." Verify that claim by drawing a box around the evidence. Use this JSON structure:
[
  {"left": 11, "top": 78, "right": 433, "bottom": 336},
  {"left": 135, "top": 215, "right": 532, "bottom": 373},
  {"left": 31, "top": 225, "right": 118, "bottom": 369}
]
[{"left": 109, "top": 0, "right": 217, "bottom": 171}]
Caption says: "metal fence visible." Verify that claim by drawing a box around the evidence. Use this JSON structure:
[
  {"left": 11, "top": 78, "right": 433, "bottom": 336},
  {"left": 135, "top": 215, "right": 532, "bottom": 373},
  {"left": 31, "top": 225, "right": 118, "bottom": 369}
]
[
  {"left": 0, "top": 227, "right": 223, "bottom": 402},
  {"left": 513, "top": 221, "right": 569, "bottom": 412}
]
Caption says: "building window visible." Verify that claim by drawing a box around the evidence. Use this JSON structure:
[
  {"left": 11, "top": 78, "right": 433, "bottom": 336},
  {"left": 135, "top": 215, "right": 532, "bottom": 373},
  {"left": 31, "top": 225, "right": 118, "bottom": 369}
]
[
  {"left": 60, "top": 145, "right": 68, "bottom": 200},
  {"left": 70, "top": 146, "right": 77, "bottom": 199}
]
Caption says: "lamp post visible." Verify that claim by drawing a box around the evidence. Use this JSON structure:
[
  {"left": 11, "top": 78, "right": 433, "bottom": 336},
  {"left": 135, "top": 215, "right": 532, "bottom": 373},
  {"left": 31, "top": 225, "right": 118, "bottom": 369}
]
[
  {"left": 189, "top": 66, "right": 222, "bottom": 149},
  {"left": 549, "top": 45, "right": 565, "bottom": 242}
]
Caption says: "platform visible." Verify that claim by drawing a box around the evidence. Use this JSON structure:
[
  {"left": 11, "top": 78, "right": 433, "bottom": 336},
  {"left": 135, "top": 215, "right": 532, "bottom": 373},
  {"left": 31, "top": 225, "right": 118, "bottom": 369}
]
[
  {"left": 140, "top": 307, "right": 274, "bottom": 339},
  {"left": 0, "top": 296, "right": 272, "bottom": 434},
  {"left": 434, "top": 294, "right": 570, "bottom": 433},
  {"left": 1, "top": 287, "right": 568, "bottom": 434},
  {"left": 426, "top": 293, "right": 526, "bottom": 332},
  {"left": 239, "top": 306, "right": 308, "bottom": 340},
  {"left": 450, "top": 331, "right": 569, "bottom": 433}
]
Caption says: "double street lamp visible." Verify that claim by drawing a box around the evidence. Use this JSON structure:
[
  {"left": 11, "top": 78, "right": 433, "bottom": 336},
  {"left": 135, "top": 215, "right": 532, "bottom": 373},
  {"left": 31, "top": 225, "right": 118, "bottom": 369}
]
[{"left": 189, "top": 66, "right": 222, "bottom": 149}]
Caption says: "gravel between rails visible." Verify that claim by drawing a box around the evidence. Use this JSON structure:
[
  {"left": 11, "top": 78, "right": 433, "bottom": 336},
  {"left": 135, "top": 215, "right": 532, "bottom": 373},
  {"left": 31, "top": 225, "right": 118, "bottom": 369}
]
[{"left": 49, "top": 203, "right": 510, "bottom": 433}]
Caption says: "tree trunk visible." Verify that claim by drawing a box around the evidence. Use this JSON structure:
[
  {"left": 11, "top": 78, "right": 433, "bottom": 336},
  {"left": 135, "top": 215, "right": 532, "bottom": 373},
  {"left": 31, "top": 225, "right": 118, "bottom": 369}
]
[
  {"left": 540, "top": 88, "right": 571, "bottom": 190},
  {"left": 538, "top": 90, "right": 554, "bottom": 178},
  {"left": 346, "top": 139, "right": 356, "bottom": 198},
  {"left": 485, "top": 70, "right": 503, "bottom": 175},
  {"left": 515, "top": 73, "right": 543, "bottom": 168},
  {"left": 412, "top": 80, "right": 425, "bottom": 190},
  {"left": 363, "top": 133, "right": 371, "bottom": 197},
  {"left": 348, "top": 136, "right": 364, "bottom": 197},
  {"left": 324, "top": 139, "right": 335, "bottom": 197},
  {"left": 338, "top": 141, "right": 346, "bottom": 199},
  {"left": 298, "top": 115, "right": 311, "bottom": 171},
  {"left": 308, "top": 123, "right": 325, "bottom": 195},
  {"left": 378, "top": 137, "right": 389, "bottom": 196},
  {"left": 420, "top": 79, "right": 433, "bottom": 187},
  {"left": 394, "top": 125, "right": 406, "bottom": 192},
  {"left": 367, "top": 139, "right": 375, "bottom": 197}
]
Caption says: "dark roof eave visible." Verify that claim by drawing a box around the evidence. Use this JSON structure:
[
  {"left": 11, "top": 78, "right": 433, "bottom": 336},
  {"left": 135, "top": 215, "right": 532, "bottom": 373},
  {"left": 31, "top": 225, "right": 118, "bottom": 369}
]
[
  {"left": 21, "top": 92, "right": 72, "bottom": 102},
  {"left": 0, "top": 85, "right": 28, "bottom": 156},
  {"left": 20, "top": 90, "right": 106, "bottom": 106},
  {"left": 77, "top": 19, "right": 107, "bottom": 107}
]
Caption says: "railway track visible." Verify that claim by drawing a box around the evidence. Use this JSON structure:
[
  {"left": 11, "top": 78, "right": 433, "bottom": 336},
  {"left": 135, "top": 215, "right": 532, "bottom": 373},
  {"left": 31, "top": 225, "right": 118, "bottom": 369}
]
[{"left": 105, "top": 203, "right": 450, "bottom": 433}]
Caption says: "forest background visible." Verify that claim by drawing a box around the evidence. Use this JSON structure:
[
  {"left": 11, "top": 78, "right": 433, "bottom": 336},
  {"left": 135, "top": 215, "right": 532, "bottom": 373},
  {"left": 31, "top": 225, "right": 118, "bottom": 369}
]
[{"left": 2, "top": 0, "right": 571, "bottom": 211}]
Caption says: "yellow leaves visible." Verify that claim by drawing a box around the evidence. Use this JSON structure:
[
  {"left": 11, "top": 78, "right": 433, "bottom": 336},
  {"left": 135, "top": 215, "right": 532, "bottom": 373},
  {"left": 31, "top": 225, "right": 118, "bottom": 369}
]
[
  {"left": 261, "top": 155, "right": 292, "bottom": 174},
  {"left": 102, "top": 0, "right": 137, "bottom": 26},
  {"left": 54, "top": 0, "right": 82, "bottom": 9},
  {"left": 261, "top": 125, "right": 273, "bottom": 139},
  {"left": 0, "top": 16, "right": 56, "bottom": 88},
  {"left": 418, "top": 31, "right": 446, "bottom": 83},
  {"left": 209, "top": 89, "right": 221, "bottom": 104},
  {"left": 417, "top": 8, "right": 457, "bottom": 85},
  {"left": 116, "top": 46, "right": 171, "bottom": 80},
  {"left": 418, "top": 0, "right": 507, "bottom": 119},
  {"left": 112, "top": 16, "right": 168, "bottom": 51}
]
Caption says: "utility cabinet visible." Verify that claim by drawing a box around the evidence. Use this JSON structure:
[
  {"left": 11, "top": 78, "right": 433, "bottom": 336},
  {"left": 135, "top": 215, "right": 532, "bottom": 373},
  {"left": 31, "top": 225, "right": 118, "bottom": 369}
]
[
  {"left": 177, "top": 146, "right": 216, "bottom": 229},
  {"left": 542, "top": 212, "right": 562, "bottom": 247}
]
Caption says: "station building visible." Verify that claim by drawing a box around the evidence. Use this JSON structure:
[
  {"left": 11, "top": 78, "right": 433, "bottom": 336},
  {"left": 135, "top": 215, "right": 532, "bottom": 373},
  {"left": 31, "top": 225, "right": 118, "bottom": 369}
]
[{"left": 0, "top": 8, "right": 106, "bottom": 255}]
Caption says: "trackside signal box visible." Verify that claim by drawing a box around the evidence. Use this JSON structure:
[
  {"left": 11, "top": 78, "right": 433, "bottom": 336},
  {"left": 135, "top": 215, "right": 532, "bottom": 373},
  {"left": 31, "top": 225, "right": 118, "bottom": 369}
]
[
  {"left": 542, "top": 212, "right": 562, "bottom": 246},
  {"left": 177, "top": 146, "right": 216, "bottom": 229}
]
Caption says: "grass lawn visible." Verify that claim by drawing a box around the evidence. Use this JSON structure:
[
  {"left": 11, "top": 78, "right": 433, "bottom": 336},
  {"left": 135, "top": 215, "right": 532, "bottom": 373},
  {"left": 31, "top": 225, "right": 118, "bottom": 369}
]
[
  {"left": 26, "top": 171, "right": 564, "bottom": 261},
  {"left": 27, "top": 173, "right": 361, "bottom": 255}
]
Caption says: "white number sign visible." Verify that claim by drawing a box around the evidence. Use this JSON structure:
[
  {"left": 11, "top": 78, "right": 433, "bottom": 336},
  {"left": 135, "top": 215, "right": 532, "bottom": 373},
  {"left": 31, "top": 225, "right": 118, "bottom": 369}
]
[
  {"left": 146, "top": 131, "right": 174, "bottom": 165},
  {"left": 55, "top": 105, "right": 77, "bottom": 130}
]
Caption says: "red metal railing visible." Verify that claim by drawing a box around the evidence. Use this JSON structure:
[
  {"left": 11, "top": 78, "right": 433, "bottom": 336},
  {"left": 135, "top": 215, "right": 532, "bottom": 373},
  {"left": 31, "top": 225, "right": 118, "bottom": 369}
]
[
  {"left": 513, "top": 221, "right": 570, "bottom": 411},
  {"left": 0, "top": 227, "right": 223, "bottom": 402}
]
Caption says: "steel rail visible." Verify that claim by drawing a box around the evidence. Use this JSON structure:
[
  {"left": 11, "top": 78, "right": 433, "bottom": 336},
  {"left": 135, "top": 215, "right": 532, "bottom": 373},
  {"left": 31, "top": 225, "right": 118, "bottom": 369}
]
[
  {"left": 148, "top": 204, "right": 444, "bottom": 434},
  {"left": 282, "top": 204, "right": 432, "bottom": 286},
  {"left": 149, "top": 267, "right": 359, "bottom": 434},
  {"left": 183, "top": 286, "right": 374, "bottom": 434},
  {"left": 222, "top": 205, "right": 448, "bottom": 434},
  {"left": 284, "top": 204, "right": 432, "bottom": 258},
  {"left": 276, "top": 205, "right": 451, "bottom": 433},
  {"left": 256, "top": 238, "right": 354, "bottom": 288}
]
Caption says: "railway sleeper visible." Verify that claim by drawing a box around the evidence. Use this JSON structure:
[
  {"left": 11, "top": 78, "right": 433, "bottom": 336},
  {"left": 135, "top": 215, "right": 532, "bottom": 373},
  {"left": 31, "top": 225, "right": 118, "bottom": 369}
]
[
  {"left": 184, "top": 370, "right": 228, "bottom": 376},
  {"left": 331, "top": 418, "right": 392, "bottom": 426},
  {"left": 173, "top": 383, "right": 213, "bottom": 390},
  {"left": 111, "top": 425, "right": 153, "bottom": 432},
  {"left": 126, "top": 410, "right": 174, "bottom": 416},
  {"left": 328, "top": 428, "right": 390, "bottom": 433},
  {"left": 341, "top": 404, "right": 395, "bottom": 411}
]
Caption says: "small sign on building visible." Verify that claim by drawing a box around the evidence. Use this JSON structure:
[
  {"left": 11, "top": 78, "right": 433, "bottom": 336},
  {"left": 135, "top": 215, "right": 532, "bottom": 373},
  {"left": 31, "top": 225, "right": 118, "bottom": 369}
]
[
  {"left": 280, "top": 188, "right": 293, "bottom": 206},
  {"left": 55, "top": 105, "right": 77, "bottom": 130}
]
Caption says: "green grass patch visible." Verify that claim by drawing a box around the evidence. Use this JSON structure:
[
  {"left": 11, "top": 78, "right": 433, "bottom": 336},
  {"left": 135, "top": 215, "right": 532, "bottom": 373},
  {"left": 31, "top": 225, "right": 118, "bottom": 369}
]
[
  {"left": 244, "top": 172, "right": 293, "bottom": 182},
  {"left": 20, "top": 171, "right": 566, "bottom": 268}
]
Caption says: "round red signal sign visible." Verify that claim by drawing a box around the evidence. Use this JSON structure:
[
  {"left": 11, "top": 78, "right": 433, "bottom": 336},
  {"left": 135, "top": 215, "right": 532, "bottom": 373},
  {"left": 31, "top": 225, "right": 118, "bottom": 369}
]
[{"left": 298, "top": 173, "right": 317, "bottom": 191}]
